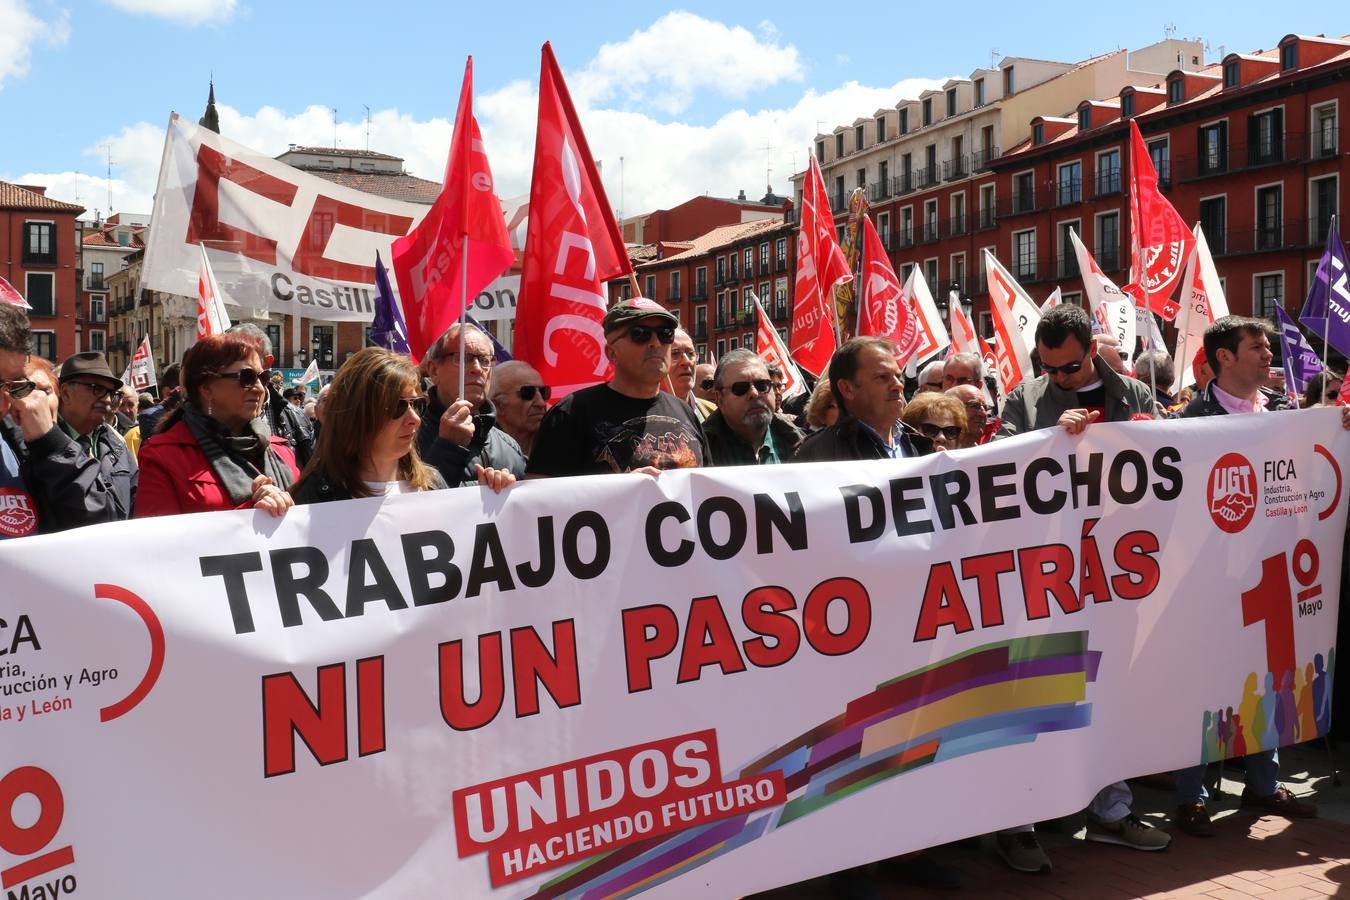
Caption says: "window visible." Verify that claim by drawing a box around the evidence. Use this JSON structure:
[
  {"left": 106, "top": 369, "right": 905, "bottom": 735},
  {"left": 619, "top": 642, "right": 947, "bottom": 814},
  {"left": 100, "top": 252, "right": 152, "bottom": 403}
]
[
  {"left": 899, "top": 108, "right": 909, "bottom": 134},
  {"left": 922, "top": 98, "right": 933, "bottom": 126},
  {"left": 816, "top": 141, "right": 825, "bottom": 162},
  {"left": 696, "top": 344, "right": 707, "bottom": 362},
  {"left": 1224, "top": 61, "right": 1240, "bottom": 88},
  {"left": 901, "top": 207, "right": 914, "bottom": 245},
  {"left": 644, "top": 274, "right": 656, "bottom": 298},
  {"left": 978, "top": 311, "right": 993, "bottom": 338},
  {"left": 1121, "top": 93, "right": 1135, "bottom": 118},
  {"left": 1057, "top": 161, "right": 1082, "bottom": 205},
  {"left": 23, "top": 222, "right": 55, "bottom": 266},
  {"left": 1060, "top": 292, "right": 1083, "bottom": 307},
  {"left": 1148, "top": 138, "right": 1170, "bottom": 184},
  {"left": 1095, "top": 149, "right": 1121, "bottom": 196},
  {"left": 1013, "top": 229, "right": 1036, "bottom": 280},
  {"left": 876, "top": 116, "right": 888, "bottom": 142},
  {"left": 88, "top": 330, "right": 105, "bottom": 353},
  {"left": 925, "top": 258, "right": 939, "bottom": 291},
  {"left": 759, "top": 243, "right": 770, "bottom": 272},
  {"left": 1033, "top": 124, "right": 1044, "bottom": 145},
  {"left": 951, "top": 253, "right": 967, "bottom": 293},
  {"left": 1078, "top": 107, "right": 1091, "bottom": 132},
  {"left": 834, "top": 174, "right": 845, "bottom": 207},
  {"left": 715, "top": 339, "right": 725, "bottom": 359},
  {"left": 854, "top": 124, "right": 864, "bottom": 151},
  {"left": 89, "top": 295, "right": 105, "bottom": 323},
  {"left": 1281, "top": 43, "right": 1297, "bottom": 71},
  {"left": 923, "top": 144, "right": 937, "bottom": 185},
  {"left": 979, "top": 184, "right": 996, "bottom": 228},
  {"left": 878, "top": 212, "right": 891, "bottom": 247},
  {"left": 1199, "top": 196, "right": 1227, "bottom": 253},
  {"left": 835, "top": 133, "right": 845, "bottom": 157},
  {"left": 1311, "top": 176, "right": 1338, "bottom": 244},
  {"left": 978, "top": 125, "right": 996, "bottom": 167},
  {"left": 1003, "top": 66, "right": 1015, "bottom": 95},
  {"left": 900, "top": 262, "right": 915, "bottom": 284},
  {"left": 951, "top": 193, "right": 966, "bottom": 234},
  {"left": 775, "top": 238, "right": 787, "bottom": 266},
  {"left": 728, "top": 337, "right": 739, "bottom": 352},
  {"left": 715, "top": 257, "right": 726, "bottom": 284},
  {"left": 90, "top": 261, "right": 105, "bottom": 290},
  {"left": 33, "top": 331, "right": 56, "bottom": 362},
  {"left": 948, "top": 135, "right": 965, "bottom": 179},
  {"left": 758, "top": 282, "right": 769, "bottom": 308},
  {"left": 924, "top": 200, "right": 939, "bottom": 241},
  {"left": 694, "top": 305, "right": 707, "bottom": 338},
  {"left": 1097, "top": 213, "right": 1120, "bottom": 271},
  {"left": 266, "top": 324, "right": 283, "bottom": 358},
  {"left": 744, "top": 248, "right": 754, "bottom": 275},
  {"left": 1198, "top": 122, "right": 1228, "bottom": 175},
  {"left": 974, "top": 78, "right": 985, "bottom": 106},
  {"left": 1058, "top": 220, "right": 1080, "bottom": 277},
  {"left": 1255, "top": 273, "right": 1283, "bottom": 318},
  {"left": 856, "top": 167, "right": 866, "bottom": 190},
  {"left": 1013, "top": 171, "right": 1035, "bottom": 212},
  {"left": 1256, "top": 184, "right": 1283, "bottom": 250},
  {"left": 1168, "top": 78, "right": 1183, "bottom": 104},
  {"left": 25, "top": 273, "right": 54, "bottom": 316},
  {"left": 878, "top": 160, "right": 889, "bottom": 193},
  {"left": 946, "top": 88, "right": 957, "bottom": 117},
  {"left": 669, "top": 270, "right": 681, "bottom": 300},
  {"left": 311, "top": 325, "right": 335, "bottom": 367},
  {"left": 775, "top": 278, "right": 788, "bottom": 318},
  {"left": 1314, "top": 104, "right": 1338, "bottom": 158},
  {"left": 776, "top": 328, "right": 787, "bottom": 345},
  {"left": 694, "top": 266, "right": 707, "bottom": 298},
  {"left": 729, "top": 251, "right": 740, "bottom": 281}
]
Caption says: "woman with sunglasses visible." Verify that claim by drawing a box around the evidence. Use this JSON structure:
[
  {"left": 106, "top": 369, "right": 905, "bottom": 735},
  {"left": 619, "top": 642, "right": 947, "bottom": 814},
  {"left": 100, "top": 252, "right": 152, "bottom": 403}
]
[
  {"left": 901, "top": 392, "right": 967, "bottom": 453},
  {"left": 135, "top": 333, "right": 297, "bottom": 518},
  {"left": 291, "top": 348, "right": 450, "bottom": 503}
]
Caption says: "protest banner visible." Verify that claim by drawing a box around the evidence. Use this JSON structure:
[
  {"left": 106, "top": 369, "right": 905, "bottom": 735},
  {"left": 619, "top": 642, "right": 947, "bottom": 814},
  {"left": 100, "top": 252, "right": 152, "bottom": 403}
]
[{"left": 1, "top": 412, "right": 1344, "bottom": 898}]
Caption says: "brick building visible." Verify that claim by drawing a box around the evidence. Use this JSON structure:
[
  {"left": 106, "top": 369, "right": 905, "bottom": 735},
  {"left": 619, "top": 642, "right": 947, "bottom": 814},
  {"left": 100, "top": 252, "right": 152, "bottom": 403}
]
[
  {"left": 0, "top": 181, "right": 85, "bottom": 361},
  {"left": 82, "top": 213, "right": 148, "bottom": 362},
  {"left": 620, "top": 191, "right": 790, "bottom": 244}
]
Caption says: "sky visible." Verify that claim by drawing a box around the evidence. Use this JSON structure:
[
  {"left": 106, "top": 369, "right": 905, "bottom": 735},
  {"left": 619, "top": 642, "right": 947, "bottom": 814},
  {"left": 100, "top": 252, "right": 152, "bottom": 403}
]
[{"left": 0, "top": 0, "right": 1339, "bottom": 222}]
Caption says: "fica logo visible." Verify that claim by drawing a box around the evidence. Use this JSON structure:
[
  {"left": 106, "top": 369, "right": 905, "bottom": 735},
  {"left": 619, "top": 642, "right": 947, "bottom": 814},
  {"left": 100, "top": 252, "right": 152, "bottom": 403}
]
[{"left": 1207, "top": 452, "right": 1256, "bottom": 534}]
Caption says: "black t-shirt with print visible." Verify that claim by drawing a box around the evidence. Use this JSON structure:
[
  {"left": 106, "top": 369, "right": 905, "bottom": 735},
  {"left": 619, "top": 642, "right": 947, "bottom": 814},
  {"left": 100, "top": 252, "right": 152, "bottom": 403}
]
[
  {"left": 1076, "top": 382, "right": 1107, "bottom": 420},
  {"left": 526, "top": 384, "right": 706, "bottom": 477}
]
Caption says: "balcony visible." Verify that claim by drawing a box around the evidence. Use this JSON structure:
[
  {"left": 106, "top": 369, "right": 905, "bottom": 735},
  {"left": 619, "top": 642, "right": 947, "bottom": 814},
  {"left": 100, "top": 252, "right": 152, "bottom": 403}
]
[
  {"left": 1092, "top": 171, "right": 1122, "bottom": 198},
  {"left": 919, "top": 221, "right": 940, "bottom": 244},
  {"left": 1310, "top": 215, "right": 1337, "bottom": 247},
  {"left": 667, "top": 288, "right": 682, "bottom": 302},
  {"left": 1014, "top": 255, "right": 1047, "bottom": 284},
  {"left": 1312, "top": 132, "right": 1338, "bottom": 160},
  {"left": 1003, "top": 191, "right": 1037, "bottom": 216},
  {"left": 694, "top": 324, "right": 708, "bottom": 340},
  {"left": 893, "top": 172, "right": 915, "bottom": 195},
  {"left": 1098, "top": 248, "right": 1122, "bottom": 273},
  {"left": 1211, "top": 220, "right": 1308, "bottom": 255},
  {"left": 776, "top": 257, "right": 788, "bottom": 272},
  {"left": 1055, "top": 179, "right": 1082, "bottom": 207},
  {"left": 977, "top": 208, "right": 997, "bottom": 231},
  {"left": 868, "top": 180, "right": 892, "bottom": 202},
  {"left": 714, "top": 272, "right": 726, "bottom": 287},
  {"left": 1057, "top": 252, "right": 1080, "bottom": 279},
  {"left": 944, "top": 214, "right": 968, "bottom": 238},
  {"left": 943, "top": 155, "right": 969, "bottom": 181},
  {"left": 832, "top": 191, "right": 849, "bottom": 211},
  {"left": 1174, "top": 132, "right": 1308, "bottom": 182},
  {"left": 692, "top": 283, "right": 708, "bottom": 301},
  {"left": 971, "top": 146, "right": 1001, "bottom": 170},
  {"left": 896, "top": 226, "right": 915, "bottom": 249},
  {"left": 726, "top": 267, "right": 739, "bottom": 284},
  {"left": 914, "top": 165, "right": 938, "bottom": 190},
  {"left": 87, "top": 276, "right": 106, "bottom": 291}
]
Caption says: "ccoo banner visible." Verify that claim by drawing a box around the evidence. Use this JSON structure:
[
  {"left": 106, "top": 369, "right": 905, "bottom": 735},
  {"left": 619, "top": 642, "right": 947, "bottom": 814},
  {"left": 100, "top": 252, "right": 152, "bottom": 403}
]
[{"left": 0, "top": 412, "right": 1344, "bottom": 898}]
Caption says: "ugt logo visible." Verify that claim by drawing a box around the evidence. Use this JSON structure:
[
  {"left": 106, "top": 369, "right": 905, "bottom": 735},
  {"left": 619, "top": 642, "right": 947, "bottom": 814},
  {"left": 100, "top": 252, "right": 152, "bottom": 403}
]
[
  {"left": 1, "top": 766, "right": 76, "bottom": 895},
  {"left": 1208, "top": 452, "right": 1257, "bottom": 534}
]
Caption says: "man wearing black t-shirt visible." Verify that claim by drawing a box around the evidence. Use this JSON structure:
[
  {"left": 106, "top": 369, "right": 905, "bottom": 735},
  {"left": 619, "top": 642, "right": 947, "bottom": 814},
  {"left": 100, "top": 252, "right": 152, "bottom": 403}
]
[{"left": 526, "top": 298, "right": 706, "bottom": 477}]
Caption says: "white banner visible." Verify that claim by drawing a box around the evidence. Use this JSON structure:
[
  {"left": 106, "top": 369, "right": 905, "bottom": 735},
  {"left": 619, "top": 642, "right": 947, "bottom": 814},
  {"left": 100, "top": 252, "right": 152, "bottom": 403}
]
[{"left": 1, "top": 412, "right": 1345, "bottom": 899}]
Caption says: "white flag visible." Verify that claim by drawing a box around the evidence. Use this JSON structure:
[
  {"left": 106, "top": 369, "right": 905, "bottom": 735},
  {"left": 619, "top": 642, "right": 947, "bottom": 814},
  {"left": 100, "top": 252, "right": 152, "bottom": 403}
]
[
  {"left": 197, "top": 244, "right": 232, "bottom": 340},
  {"left": 1172, "top": 225, "right": 1229, "bottom": 394},
  {"left": 981, "top": 250, "right": 1039, "bottom": 394},
  {"left": 1039, "top": 287, "right": 1062, "bottom": 316},
  {"left": 1068, "top": 229, "right": 1136, "bottom": 355},
  {"left": 904, "top": 267, "right": 951, "bottom": 365},
  {"left": 299, "top": 358, "right": 321, "bottom": 387},
  {"left": 127, "top": 335, "right": 158, "bottom": 390},
  {"left": 748, "top": 291, "right": 807, "bottom": 400}
]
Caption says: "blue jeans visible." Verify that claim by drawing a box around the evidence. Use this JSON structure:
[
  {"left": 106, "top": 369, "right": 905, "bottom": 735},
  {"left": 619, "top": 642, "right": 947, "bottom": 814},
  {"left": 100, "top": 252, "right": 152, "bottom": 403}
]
[{"left": 1174, "top": 749, "right": 1278, "bottom": 803}]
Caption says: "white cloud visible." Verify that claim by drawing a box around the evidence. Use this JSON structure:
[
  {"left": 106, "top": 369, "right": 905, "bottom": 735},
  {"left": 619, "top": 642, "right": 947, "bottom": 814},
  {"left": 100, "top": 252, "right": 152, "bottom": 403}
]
[
  {"left": 0, "top": 1, "right": 70, "bottom": 91},
  {"left": 573, "top": 11, "right": 802, "bottom": 115},
  {"left": 101, "top": 0, "right": 235, "bottom": 25}
]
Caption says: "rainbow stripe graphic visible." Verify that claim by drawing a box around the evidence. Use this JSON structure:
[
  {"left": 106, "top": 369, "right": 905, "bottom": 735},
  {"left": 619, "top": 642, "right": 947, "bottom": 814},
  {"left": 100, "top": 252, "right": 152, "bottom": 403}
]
[{"left": 524, "top": 632, "right": 1100, "bottom": 900}]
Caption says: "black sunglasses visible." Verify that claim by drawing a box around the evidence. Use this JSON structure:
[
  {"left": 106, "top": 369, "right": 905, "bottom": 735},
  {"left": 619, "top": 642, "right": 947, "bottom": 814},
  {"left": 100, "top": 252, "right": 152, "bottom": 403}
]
[
  {"left": 725, "top": 379, "right": 773, "bottom": 397},
  {"left": 700, "top": 378, "right": 716, "bottom": 391},
  {"left": 212, "top": 368, "right": 270, "bottom": 388},
  {"left": 1041, "top": 359, "right": 1086, "bottom": 376},
  {"left": 917, "top": 422, "right": 964, "bottom": 441},
  {"left": 626, "top": 325, "right": 675, "bottom": 345},
  {"left": 2, "top": 379, "right": 36, "bottom": 399},
  {"left": 516, "top": 385, "right": 552, "bottom": 402},
  {"left": 392, "top": 395, "right": 428, "bottom": 419}
]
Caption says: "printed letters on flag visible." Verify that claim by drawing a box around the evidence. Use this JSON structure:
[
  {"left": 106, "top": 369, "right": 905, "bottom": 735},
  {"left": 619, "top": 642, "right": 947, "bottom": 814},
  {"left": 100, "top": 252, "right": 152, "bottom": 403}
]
[
  {"left": 750, "top": 291, "right": 806, "bottom": 400},
  {"left": 197, "top": 244, "right": 232, "bottom": 339},
  {"left": 1275, "top": 306, "right": 1324, "bottom": 400},
  {"left": 1299, "top": 217, "right": 1350, "bottom": 358},
  {"left": 790, "top": 156, "right": 852, "bottom": 376},
  {"left": 1069, "top": 229, "right": 1135, "bottom": 354},
  {"left": 392, "top": 58, "right": 514, "bottom": 363},
  {"left": 857, "top": 217, "right": 918, "bottom": 366},
  {"left": 982, "top": 250, "right": 1039, "bottom": 394},
  {"left": 1126, "top": 119, "right": 1193, "bottom": 320},
  {"left": 1171, "top": 225, "right": 1229, "bottom": 394},
  {"left": 899, "top": 268, "right": 950, "bottom": 366},
  {"left": 514, "top": 43, "right": 632, "bottom": 400},
  {"left": 126, "top": 336, "right": 158, "bottom": 391}
]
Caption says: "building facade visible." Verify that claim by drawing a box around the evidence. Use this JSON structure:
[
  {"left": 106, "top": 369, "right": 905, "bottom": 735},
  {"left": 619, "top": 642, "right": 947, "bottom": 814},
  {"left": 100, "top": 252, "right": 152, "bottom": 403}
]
[
  {"left": 0, "top": 181, "right": 85, "bottom": 362},
  {"left": 81, "top": 213, "right": 148, "bottom": 361}
]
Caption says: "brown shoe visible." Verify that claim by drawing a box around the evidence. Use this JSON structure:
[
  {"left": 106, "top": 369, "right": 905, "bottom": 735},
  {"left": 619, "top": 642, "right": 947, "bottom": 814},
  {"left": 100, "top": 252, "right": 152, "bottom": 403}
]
[
  {"left": 1174, "top": 801, "right": 1214, "bottom": 837},
  {"left": 1240, "top": 785, "right": 1318, "bottom": 819}
]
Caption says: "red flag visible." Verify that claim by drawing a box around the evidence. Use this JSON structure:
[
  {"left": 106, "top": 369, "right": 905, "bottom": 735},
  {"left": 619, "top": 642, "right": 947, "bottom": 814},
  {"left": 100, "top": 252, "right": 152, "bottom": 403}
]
[
  {"left": 857, "top": 216, "right": 917, "bottom": 366},
  {"left": 1126, "top": 119, "right": 1193, "bottom": 320},
  {"left": 0, "top": 275, "right": 27, "bottom": 309},
  {"left": 514, "top": 43, "right": 632, "bottom": 399},
  {"left": 392, "top": 57, "right": 514, "bottom": 363},
  {"left": 790, "top": 156, "right": 852, "bottom": 376}
]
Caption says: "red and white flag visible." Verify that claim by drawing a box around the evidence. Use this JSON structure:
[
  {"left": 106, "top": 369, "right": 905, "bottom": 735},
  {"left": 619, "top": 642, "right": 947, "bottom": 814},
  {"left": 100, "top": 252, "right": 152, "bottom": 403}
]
[
  {"left": 1039, "top": 287, "right": 1062, "bottom": 316},
  {"left": 392, "top": 58, "right": 514, "bottom": 363},
  {"left": 900, "top": 266, "right": 950, "bottom": 366},
  {"left": 197, "top": 244, "right": 231, "bottom": 339},
  {"left": 1126, "top": 119, "right": 1193, "bottom": 320},
  {"left": 0, "top": 275, "right": 28, "bottom": 309},
  {"left": 123, "top": 335, "right": 158, "bottom": 390},
  {"left": 750, "top": 291, "right": 806, "bottom": 400},
  {"left": 514, "top": 43, "right": 632, "bottom": 400},
  {"left": 1068, "top": 229, "right": 1136, "bottom": 352},
  {"left": 982, "top": 250, "right": 1039, "bottom": 395},
  {"left": 857, "top": 216, "right": 919, "bottom": 366},
  {"left": 1172, "top": 225, "right": 1229, "bottom": 394},
  {"left": 949, "top": 300, "right": 995, "bottom": 369},
  {"left": 790, "top": 156, "right": 852, "bottom": 376}
]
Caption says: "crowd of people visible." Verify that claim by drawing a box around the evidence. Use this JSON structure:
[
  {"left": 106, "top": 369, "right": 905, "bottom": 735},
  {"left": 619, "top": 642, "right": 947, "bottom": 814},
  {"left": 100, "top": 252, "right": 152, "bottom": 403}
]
[{"left": 2, "top": 296, "right": 1347, "bottom": 894}]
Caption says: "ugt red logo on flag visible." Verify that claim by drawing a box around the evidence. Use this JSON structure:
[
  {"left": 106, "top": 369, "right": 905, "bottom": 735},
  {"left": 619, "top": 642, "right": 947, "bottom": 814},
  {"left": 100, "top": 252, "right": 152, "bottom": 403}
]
[{"left": 1207, "top": 452, "right": 1256, "bottom": 534}]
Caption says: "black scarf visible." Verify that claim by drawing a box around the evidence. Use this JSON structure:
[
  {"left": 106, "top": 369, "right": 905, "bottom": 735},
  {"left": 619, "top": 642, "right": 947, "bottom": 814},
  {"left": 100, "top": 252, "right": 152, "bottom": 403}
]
[{"left": 180, "top": 403, "right": 294, "bottom": 504}]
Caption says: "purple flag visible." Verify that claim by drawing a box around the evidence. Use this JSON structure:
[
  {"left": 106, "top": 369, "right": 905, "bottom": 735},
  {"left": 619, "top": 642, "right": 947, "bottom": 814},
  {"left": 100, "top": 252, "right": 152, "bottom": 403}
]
[
  {"left": 1299, "top": 217, "right": 1350, "bottom": 355},
  {"left": 371, "top": 251, "right": 410, "bottom": 354},
  {"left": 464, "top": 312, "right": 512, "bottom": 364},
  {"left": 1275, "top": 305, "right": 1324, "bottom": 399}
]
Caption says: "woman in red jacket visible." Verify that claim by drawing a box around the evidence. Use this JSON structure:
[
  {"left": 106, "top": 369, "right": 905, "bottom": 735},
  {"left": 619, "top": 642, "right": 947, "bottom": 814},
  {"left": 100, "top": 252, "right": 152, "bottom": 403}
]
[{"left": 135, "top": 332, "right": 297, "bottom": 517}]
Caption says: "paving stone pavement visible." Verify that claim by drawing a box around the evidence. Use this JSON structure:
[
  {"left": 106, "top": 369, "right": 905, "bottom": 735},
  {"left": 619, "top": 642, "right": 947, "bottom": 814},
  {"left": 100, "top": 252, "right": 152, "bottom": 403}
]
[{"left": 754, "top": 740, "right": 1350, "bottom": 899}]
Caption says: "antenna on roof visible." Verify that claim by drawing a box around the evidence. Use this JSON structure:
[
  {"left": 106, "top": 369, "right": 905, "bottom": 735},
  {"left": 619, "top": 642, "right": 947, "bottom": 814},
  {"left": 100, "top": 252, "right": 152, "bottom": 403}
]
[
  {"left": 104, "top": 144, "right": 116, "bottom": 214},
  {"left": 363, "top": 104, "right": 371, "bottom": 152},
  {"left": 332, "top": 107, "right": 338, "bottom": 150},
  {"left": 764, "top": 138, "right": 775, "bottom": 193},
  {"left": 1164, "top": 22, "right": 1177, "bottom": 39},
  {"left": 990, "top": 48, "right": 1000, "bottom": 69}
]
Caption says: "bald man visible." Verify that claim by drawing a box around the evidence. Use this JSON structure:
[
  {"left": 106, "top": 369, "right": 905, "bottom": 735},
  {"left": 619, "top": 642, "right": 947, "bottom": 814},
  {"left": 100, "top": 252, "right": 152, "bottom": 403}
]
[{"left": 490, "top": 360, "right": 550, "bottom": 457}]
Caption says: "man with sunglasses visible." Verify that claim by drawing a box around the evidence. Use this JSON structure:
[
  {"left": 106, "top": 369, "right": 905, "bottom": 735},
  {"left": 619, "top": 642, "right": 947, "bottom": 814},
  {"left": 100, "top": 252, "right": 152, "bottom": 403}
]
[
  {"left": 528, "top": 298, "right": 706, "bottom": 476},
  {"left": 417, "top": 322, "right": 526, "bottom": 486},
  {"left": 490, "top": 361, "right": 550, "bottom": 458},
  {"left": 693, "top": 363, "right": 717, "bottom": 403},
  {"left": 702, "top": 350, "right": 802, "bottom": 466},
  {"left": 659, "top": 328, "right": 716, "bottom": 424}
]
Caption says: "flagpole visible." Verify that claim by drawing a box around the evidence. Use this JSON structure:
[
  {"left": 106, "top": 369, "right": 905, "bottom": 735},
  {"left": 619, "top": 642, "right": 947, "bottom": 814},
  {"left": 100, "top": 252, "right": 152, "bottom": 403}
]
[
  {"left": 1324, "top": 215, "right": 1336, "bottom": 364},
  {"left": 458, "top": 238, "right": 468, "bottom": 404}
]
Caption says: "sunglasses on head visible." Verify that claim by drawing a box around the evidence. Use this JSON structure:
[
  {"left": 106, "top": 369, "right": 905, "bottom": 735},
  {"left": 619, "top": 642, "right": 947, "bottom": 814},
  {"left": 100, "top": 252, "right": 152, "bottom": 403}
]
[
  {"left": 625, "top": 325, "right": 675, "bottom": 345},
  {"left": 211, "top": 368, "right": 270, "bottom": 388},
  {"left": 515, "top": 384, "right": 552, "bottom": 402},
  {"left": 1041, "top": 359, "right": 1086, "bottom": 376},
  {"left": 391, "top": 395, "right": 428, "bottom": 419},
  {"left": 2, "top": 379, "right": 36, "bottom": 400},
  {"left": 916, "top": 422, "right": 964, "bottom": 441},
  {"left": 725, "top": 379, "right": 773, "bottom": 397}
]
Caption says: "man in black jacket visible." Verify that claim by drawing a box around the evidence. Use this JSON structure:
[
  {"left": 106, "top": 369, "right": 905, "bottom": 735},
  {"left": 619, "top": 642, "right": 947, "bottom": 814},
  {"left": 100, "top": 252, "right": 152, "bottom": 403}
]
[
  {"left": 416, "top": 322, "right": 526, "bottom": 486},
  {"left": 703, "top": 350, "right": 802, "bottom": 465},
  {"left": 793, "top": 337, "right": 925, "bottom": 462}
]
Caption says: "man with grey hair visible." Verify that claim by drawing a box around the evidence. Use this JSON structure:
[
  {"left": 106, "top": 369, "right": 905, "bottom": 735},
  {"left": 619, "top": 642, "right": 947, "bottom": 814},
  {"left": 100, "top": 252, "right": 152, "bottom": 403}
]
[
  {"left": 942, "top": 352, "right": 983, "bottom": 390},
  {"left": 702, "top": 350, "right": 802, "bottom": 465},
  {"left": 490, "top": 360, "right": 549, "bottom": 458},
  {"left": 225, "top": 322, "right": 314, "bottom": 466},
  {"left": 660, "top": 327, "right": 716, "bottom": 423},
  {"left": 1134, "top": 349, "right": 1176, "bottom": 410},
  {"left": 916, "top": 359, "right": 945, "bottom": 393}
]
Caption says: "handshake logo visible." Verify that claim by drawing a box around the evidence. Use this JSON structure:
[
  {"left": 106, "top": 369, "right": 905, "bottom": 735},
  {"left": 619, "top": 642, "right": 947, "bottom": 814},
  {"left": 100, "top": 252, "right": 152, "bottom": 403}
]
[{"left": 1207, "top": 452, "right": 1257, "bottom": 534}]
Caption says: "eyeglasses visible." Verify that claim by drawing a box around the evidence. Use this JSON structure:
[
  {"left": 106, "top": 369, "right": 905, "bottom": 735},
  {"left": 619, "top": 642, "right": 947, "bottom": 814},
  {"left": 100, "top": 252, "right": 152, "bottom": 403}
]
[
  {"left": 947, "top": 375, "right": 981, "bottom": 387},
  {"left": 391, "top": 395, "right": 428, "bottom": 419},
  {"left": 671, "top": 349, "right": 697, "bottom": 362},
  {"left": 1040, "top": 359, "right": 1086, "bottom": 376},
  {"left": 725, "top": 379, "right": 773, "bottom": 397},
  {"left": 515, "top": 384, "right": 552, "bottom": 402},
  {"left": 624, "top": 325, "right": 675, "bottom": 345},
  {"left": 2, "top": 379, "right": 36, "bottom": 399},
  {"left": 700, "top": 378, "right": 716, "bottom": 391},
  {"left": 67, "top": 380, "right": 121, "bottom": 400},
  {"left": 960, "top": 399, "right": 990, "bottom": 413},
  {"left": 916, "top": 422, "right": 964, "bottom": 441},
  {"left": 442, "top": 351, "right": 495, "bottom": 369},
  {"left": 210, "top": 368, "right": 270, "bottom": 388}
]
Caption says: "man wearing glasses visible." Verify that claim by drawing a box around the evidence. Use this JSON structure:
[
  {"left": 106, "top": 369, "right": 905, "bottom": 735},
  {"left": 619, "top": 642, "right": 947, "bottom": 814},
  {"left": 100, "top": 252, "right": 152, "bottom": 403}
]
[
  {"left": 417, "top": 322, "right": 526, "bottom": 486},
  {"left": 0, "top": 306, "right": 136, "bottom": 537},
  {"left": 528, "top": 298, "right": 706, "bottom": 476},
  {"left": 659, "top": 328, "right": 716, "bottom": 424},
  {"left": 490, "top": 360, "right": 550, "bottom": 459},
  {"left": 946, "top": 384, "right": 998, "bottom": 448},
  {"left": 702, "top": 350, "right": 802, "bottom": 466}
]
